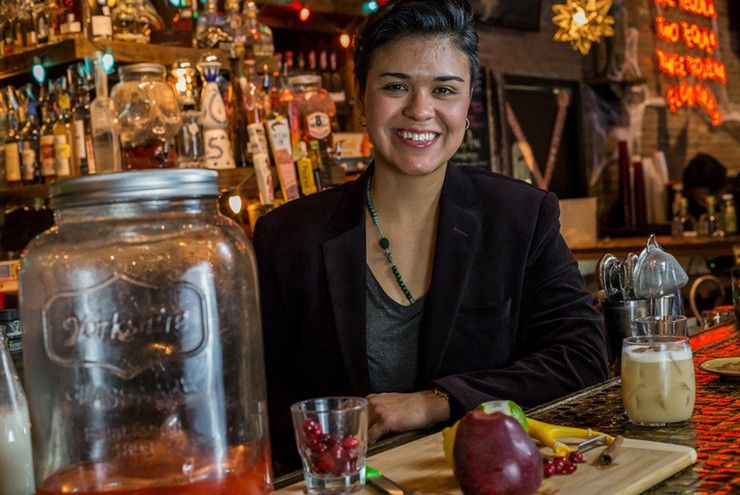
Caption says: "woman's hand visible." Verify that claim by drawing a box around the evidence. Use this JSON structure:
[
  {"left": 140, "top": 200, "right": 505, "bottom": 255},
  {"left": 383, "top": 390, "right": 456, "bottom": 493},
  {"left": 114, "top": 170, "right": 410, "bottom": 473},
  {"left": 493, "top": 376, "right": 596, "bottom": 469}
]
[{"left": 366, "top": 390, "right": 450, "bottom": 444}]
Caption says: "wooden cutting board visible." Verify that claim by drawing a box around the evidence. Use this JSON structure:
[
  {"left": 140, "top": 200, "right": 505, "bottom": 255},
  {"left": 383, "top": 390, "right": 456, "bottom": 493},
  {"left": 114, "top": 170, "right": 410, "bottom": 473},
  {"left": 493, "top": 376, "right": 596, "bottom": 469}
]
[{"left": 276, "top": 433, "right": 696, "bottom": 495}]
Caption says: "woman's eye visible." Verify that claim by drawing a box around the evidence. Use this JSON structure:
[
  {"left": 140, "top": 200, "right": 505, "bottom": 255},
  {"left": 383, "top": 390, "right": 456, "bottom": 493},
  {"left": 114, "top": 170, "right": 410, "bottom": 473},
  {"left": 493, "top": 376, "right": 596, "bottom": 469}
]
[
  {"left": 434, "top": 87, "right": 458, "bottom": 96},
  {"left": 382, "top": 84, "right": 407, "bottom": 92}
]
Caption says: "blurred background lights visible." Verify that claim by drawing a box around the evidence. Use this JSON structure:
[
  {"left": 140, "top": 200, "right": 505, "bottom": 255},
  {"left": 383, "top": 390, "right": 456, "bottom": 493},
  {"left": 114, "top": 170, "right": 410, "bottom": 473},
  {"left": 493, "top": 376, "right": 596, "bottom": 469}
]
[
  {"left": 339, "top": 33, "right": 351, "bottom": 48},
  {"left": 31, "top": 58, "right": 46, "bottom": 84}
]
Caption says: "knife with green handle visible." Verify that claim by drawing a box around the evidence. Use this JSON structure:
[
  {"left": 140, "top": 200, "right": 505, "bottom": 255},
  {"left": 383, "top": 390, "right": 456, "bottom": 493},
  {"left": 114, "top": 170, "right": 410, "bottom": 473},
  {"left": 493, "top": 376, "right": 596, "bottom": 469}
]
[{"left": 366, "top": 466, "right": 416, "bottom": 495}]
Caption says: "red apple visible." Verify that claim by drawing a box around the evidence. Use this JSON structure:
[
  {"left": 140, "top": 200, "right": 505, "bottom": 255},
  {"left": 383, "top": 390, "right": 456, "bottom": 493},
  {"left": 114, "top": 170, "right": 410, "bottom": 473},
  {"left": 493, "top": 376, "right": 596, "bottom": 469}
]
[{"left": 453, "top": 411, "right": 543, "bottom": 495}]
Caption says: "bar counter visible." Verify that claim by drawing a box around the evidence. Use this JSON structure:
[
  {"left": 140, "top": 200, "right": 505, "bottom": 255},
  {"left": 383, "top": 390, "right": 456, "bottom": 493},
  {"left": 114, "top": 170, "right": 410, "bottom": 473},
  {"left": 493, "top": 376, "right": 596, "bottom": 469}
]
[{"left": 275, "top": 324, "right": 739, "bottom": 493}]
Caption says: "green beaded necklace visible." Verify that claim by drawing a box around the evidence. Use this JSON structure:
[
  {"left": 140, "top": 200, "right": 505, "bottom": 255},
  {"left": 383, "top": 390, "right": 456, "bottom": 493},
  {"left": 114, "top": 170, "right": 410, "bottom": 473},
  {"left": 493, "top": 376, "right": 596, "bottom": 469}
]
[{"left": 365, "top": 177, "right": 416, "bottom": 304}]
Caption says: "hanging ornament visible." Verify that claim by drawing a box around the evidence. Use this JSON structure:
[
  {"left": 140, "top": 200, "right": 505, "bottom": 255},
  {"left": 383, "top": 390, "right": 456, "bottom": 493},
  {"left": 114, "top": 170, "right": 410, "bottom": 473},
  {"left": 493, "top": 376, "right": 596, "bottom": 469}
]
[{"left": 552, "top": 0, "right": 615, "bottom": 55}]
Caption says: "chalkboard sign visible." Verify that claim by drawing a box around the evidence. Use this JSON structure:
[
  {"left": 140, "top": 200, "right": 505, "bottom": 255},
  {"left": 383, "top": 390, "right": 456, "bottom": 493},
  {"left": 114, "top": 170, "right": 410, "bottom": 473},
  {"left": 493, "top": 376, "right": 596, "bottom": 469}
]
[{"left": 452, "top": 70, "right": 493, "bottom": 170}]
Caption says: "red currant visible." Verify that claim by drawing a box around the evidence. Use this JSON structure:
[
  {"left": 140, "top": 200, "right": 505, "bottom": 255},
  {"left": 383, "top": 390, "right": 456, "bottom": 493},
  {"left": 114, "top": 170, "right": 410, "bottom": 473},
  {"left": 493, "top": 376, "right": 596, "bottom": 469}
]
[
  {"left": 330, "top": 443, "right": 346, "bottom": 461},
  {"left": 562, "top": 460, "right": 577, "bottom": 474},
  {"left": 552, "top": 456, "right": 567, "bottom": 474},
  {"left": 319, "top": 433, "right": 336, "bottom": 448},
  {"left": 542, "top": 460, "right": 555, "bottom": 478},
  {"left": 568, "top": 451, "right": 585, "bottom": 464}
]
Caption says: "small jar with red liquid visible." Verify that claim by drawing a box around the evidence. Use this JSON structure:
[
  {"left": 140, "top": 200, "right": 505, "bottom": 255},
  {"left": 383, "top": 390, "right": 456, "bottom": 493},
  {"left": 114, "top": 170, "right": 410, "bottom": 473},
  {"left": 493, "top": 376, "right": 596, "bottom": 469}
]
[
  {"left": 111, "top": 63, "right": 182, "bottom": 170},
  {"left": 19, "top": 170, "right": 273, "bottom": 494}
]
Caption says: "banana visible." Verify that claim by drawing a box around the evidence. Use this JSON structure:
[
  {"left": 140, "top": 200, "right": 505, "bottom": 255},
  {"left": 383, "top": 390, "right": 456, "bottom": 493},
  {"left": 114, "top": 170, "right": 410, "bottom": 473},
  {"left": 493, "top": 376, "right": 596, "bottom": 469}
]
[{"left": 526, "top": 418, "right": 613, "bottom": 457}]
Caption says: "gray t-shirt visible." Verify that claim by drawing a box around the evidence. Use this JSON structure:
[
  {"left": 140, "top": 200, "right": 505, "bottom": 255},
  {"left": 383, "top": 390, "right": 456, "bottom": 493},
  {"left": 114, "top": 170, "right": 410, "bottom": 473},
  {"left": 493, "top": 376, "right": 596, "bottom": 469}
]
[{"left": 365, "top": 266, "right": 426, "bottom": 393}]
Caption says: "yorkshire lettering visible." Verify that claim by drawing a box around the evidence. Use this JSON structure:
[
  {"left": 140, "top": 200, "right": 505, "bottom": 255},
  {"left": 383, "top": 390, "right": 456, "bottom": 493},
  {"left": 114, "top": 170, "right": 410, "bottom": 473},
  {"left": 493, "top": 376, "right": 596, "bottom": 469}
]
[{"left": 42, "top": 273, "right": 208, "bottom": 379}]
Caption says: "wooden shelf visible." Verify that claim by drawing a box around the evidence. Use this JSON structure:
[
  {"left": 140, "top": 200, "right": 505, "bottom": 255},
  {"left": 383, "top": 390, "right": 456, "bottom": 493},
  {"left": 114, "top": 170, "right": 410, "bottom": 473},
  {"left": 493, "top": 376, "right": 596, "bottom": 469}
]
[
  {"left": 0, "top": 168, "right": 260, "bottom": 205},
  {"left": 0, "top": 37, "right": 279, "bottom": 83},
  {"left": 569, "top": 234, "right": 740, "bottom": 261}
]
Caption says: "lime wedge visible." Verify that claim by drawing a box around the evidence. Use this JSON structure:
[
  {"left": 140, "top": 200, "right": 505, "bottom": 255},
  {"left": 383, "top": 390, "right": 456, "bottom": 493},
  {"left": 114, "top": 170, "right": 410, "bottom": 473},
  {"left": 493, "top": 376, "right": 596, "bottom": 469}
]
[{"left": 476, "top": 400, "right": 528, "bottom": 432}]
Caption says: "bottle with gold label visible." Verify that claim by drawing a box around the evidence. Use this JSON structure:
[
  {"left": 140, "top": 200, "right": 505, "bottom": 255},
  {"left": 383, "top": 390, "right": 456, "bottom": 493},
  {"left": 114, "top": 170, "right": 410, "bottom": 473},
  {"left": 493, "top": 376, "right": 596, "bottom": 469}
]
[
  {"left": 295, "top": 141, "right": 317, "bottom": 196},
  {"left": 53, "top": 82, "right": 77, "bottom": 177}
]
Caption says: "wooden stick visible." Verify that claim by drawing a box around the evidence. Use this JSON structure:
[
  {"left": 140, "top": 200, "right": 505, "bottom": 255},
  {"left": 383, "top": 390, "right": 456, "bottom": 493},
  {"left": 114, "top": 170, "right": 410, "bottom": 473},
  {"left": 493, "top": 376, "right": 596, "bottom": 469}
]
[{"left": 599, "top": 435, "right": 624, "bottom": 465}]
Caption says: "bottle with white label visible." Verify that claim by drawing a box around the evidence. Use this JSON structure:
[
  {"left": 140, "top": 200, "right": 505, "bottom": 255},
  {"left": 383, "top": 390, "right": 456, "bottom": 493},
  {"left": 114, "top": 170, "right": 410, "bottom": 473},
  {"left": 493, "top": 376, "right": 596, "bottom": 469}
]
[
  {"left": 86, "top": 0, "right": 113, "bottom": 40},
  {"left": 4, "top": 111, "right": 22, "bottom": 186},
  {"left": 90, "top": 54, "right": 121, "bottom": 173},
  {"left": 0, "top": 328, "right": 35, "bottom": 495},
  {"left": 71, "top": 63, "right": 96, "bottom": 174}
]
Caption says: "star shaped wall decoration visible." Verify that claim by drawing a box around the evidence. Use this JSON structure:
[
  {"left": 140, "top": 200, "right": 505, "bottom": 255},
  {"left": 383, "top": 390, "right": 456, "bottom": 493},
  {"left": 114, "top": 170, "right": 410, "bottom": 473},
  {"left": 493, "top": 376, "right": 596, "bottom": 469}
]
[{"left": 552, "top": 0, "right": 616, "bottom": 55}]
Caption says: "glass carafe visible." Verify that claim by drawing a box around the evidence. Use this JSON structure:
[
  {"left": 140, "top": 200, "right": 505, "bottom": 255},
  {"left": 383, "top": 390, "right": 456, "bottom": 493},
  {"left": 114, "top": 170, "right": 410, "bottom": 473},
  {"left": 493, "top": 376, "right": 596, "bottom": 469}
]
[{"left": 19, "top": 170, "right": 273, "bottom": 494}]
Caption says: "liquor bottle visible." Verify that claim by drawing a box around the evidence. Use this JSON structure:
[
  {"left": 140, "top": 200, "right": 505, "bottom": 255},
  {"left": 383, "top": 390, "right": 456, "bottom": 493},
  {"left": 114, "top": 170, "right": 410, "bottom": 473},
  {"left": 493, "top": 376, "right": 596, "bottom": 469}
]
[
  {"left": 17, "top": 0, "right": 38, "bottom": 47},
  {"left": 701, "top": 195, "right": 721, "bottom": 237},
  {"left": 2, "top": 18, "right": 14, "bottom": 55},
  {"left": 198, "top": 55, "right": 236, "bottom": 170},
  {"left": 308, "top": 139, "right": 327, "bottom": 193},
  {"left": 307, "top": 50, "right": 317, "bottom": 75},
  {"left": 671, "top": 197, "right": 694, "bottom": 238},
  {"left": 264, "top": 113, "right": 299, "bottom": 201},
  {"left": 39, "top": 93, "right": 57, "bottom": 181},
  {"left": 319, "top": 51, "right": 330, "bottom": 90},
  {"left": 34, "top": 2, "right": 51, "bottom": 44},
  {"left": 329, "top": 52, "right": 345, "bottom": 103},
  {"left": 721, "top": 193, "right": 737, "bottom": 235},
  {"left": 4, "top": 111, "right": 22, "bottom": 187},
  {"left": 242, "top": 1, "right": 273, "bottom": 58},
  {"left": 0, "top": 328, "right": 35, "bottom": 495},
  {"left": 90, "top": 53, "right": 121, "bottom": 173},
  {"left": 20, "top": 100, "right": 43, "bottom": 185},
  {"left": 228, "top": 54, "right": 250, "bottom": 168},
  {"left": 295, "top": 141, "right": 317, "bottom": 196},
  {"left": 53, "top": 80, "right": 77, "bottom": 177},
  {"left": 4, "top": 89, "right": 22, "bottom": 186},
  {"left": 294, "top": 75, "right": 336, "bottom": 188},
  {"left": 86, "top": 0, "right": 113, "bottom": 40},
  {"left": 71, "top": 63, "right": 96, "bottom": 174},
  {"left": 225, "top": 0, "right": 244, "bottom": 52},
  {"left": 0, "top": 93, "right": 9, "bottom": 187}
]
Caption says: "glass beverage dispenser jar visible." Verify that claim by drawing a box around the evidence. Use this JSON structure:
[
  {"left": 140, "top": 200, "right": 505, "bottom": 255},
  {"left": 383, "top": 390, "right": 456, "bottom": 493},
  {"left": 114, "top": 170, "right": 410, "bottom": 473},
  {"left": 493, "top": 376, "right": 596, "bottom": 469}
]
[{"left": 19, "top": 170, "right": 272, "bottom": 493}]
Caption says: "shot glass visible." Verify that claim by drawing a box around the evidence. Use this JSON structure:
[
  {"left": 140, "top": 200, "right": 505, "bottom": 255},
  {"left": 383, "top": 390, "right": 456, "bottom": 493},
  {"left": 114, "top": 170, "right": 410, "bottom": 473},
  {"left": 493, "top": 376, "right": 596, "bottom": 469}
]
[
  {"left": 291, "top": 397, "right": 368, "bottom": 494},
  {"left": 621, "top": 335, "right": 695, "bottom": 426},
  {"left": 634, "top": 314, "right": 689, "bottom": 336}
]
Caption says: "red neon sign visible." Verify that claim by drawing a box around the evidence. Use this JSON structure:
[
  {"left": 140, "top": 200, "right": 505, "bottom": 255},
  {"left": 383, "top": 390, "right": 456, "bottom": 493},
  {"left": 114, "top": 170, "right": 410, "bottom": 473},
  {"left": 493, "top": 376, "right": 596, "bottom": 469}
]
[
  {"left": 665, "top": 81, "right": 721, "bottom": 125},
  {"left": 656, "top": 49, "right": 727, "bottom": 84},
  {"left": 653, "top": 0, "right": 717, "bottom": 18},
  {"left": 681, "top": 21, "right": 718, "bottom": 54}
]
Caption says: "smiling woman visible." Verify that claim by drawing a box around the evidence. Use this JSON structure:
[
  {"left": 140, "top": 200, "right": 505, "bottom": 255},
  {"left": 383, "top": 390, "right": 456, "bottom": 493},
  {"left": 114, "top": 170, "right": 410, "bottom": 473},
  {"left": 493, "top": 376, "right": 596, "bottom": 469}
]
[{"left": 253, "top": 0, "right": 608, "bottom": 475}]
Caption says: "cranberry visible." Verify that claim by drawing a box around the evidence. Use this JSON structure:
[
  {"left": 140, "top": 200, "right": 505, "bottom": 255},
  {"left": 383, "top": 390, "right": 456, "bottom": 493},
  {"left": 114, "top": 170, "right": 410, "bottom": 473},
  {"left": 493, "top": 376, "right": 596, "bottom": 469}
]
[
  {"left": 330, "top": 443, "right": 346, "bottom": 461},
  {"left": 308, "top": 438, "right": 328, "bottom": 454},
  {"left": 562, "top": 460, "right": 577, "bottom": 474},
  {"left": 303, "top": 419, "right": 322, "bottom": 437},
  {"left": 342, "top": 435, "right": 359, "bottom": 449},
  {"left": 552, "top": 456, "right": 567, "bottom": 474},
  {"left": 568, "top": 451, "right": 585, "bottom": 464},
  {"left": 319, "top": 433, "right": 336, "bottom": 448},
  {"left": 314, "top": 451, "right": 335, "bottom": 474}
]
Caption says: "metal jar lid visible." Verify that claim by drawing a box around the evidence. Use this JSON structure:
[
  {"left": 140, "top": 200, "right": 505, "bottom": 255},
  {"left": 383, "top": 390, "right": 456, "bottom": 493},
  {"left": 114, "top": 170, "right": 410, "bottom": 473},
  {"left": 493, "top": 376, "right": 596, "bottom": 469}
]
[{"left": 49, "top": 169, "right": 220, "bottom": 209}]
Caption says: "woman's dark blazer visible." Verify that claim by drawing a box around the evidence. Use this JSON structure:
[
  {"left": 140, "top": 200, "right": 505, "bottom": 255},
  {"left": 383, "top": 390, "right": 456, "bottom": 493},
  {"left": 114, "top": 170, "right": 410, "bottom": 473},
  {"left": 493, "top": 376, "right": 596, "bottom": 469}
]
[{"left": 253, "top": 164, "right": 608, "bottom": 468}]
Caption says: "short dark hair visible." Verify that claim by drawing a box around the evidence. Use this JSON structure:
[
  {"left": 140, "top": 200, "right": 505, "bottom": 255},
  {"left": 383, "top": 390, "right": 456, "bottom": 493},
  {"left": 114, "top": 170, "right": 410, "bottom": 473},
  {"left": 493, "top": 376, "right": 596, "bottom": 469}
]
[
  {"left": 682, "top": 153, "right": 727, "bottom": 192},
  {"left": 353, "top": 0, "right": 480, "bottom": 97}
]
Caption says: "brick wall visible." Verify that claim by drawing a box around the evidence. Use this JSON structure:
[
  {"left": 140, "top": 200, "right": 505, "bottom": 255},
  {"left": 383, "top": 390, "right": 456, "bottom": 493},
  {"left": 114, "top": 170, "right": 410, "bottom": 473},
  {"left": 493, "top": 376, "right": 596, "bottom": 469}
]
[{"left": 476, "top": 0, "right": 739, "bottom": 182}]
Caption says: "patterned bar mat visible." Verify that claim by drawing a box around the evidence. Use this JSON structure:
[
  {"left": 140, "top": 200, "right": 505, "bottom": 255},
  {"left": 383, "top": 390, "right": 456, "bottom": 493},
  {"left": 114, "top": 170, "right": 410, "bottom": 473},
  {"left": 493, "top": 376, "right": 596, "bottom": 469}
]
[{"left": 528, "top": 334, "right": 740, "bottom": 494}]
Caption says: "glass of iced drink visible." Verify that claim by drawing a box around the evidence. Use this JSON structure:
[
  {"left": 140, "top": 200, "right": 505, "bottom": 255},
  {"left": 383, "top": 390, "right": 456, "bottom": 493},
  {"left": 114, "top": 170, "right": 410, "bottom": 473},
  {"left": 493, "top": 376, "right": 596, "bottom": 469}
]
[{"left": 621, "top": 335, "right": 695, "bottom": 426}]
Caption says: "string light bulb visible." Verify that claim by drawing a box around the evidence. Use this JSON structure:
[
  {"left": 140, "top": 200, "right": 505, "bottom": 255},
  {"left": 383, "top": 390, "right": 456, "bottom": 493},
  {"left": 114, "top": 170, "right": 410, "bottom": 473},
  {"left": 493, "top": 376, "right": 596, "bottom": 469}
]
[
  {"left": 228, "top": 194, "right": 242, "bottom": 215},
  {"left": 299, "top": 6, "right": 311, "bottom": 22},
  {"left": 363, "top": 1, "right": 379, "bottom": 13},
  {"left": 339, "top": 33, "right": 351, "bottom": 48}
]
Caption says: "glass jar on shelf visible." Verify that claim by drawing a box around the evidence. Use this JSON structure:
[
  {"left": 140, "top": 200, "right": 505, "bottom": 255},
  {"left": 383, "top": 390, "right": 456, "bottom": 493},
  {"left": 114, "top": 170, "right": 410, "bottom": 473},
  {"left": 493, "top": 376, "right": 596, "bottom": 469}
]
[
  {"left": 111, "top": 63, "right": 182, "bottom": 169},
  {"left": 111, "top": 0, "right": 150, "bottom": 43}
]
